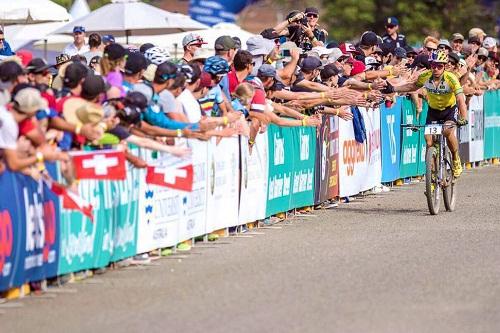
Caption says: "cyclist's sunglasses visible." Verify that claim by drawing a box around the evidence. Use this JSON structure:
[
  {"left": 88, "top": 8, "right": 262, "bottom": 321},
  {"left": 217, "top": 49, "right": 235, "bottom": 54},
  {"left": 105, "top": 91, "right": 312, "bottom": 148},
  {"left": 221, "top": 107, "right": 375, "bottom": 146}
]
[{"left": 431, "top": 63, "right": 445, "bottom": 69}]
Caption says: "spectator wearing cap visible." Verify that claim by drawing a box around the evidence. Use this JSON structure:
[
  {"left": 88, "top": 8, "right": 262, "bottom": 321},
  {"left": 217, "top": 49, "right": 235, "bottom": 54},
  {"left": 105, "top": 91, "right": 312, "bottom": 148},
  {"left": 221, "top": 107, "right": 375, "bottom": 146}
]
[
  {"left": 246, "top": 36, "right": 275, "bottom": 76},
  {"left": 475, "top": 47, "right": 489, "bottom": 74},
  {"left": 63, "top": 26, "right": 90, "bottom": 57},
  {"left": 357, "top": 31, "right": 379, "bottom": 63},
  {"left": 181, "top": 33, "right": 208, "bottom": 64},
  {"left": 178, "top": 64, "right": 205, "bottom": 123},
  {"left": 404, "top": 45, "right": 417, "bottom": 65},
  {"left": 469, "top": 28, "right": 487, "bottom": 43},
  {"left": 0, "top": 29, "right": 15, "bottom": 57},
  {"left": 438, "top": 39, "right": 452, "bottom": 54},
  {"left": 101, "top": 43, "right": 128, "bottom": 98},
  {"left": 26, "top": 58, "right": 52, "bottom": 87},
  {"left": 55, "top": 62, "right": 89, "bottom": 113},
  {"left": 451, "top": 33, "right": 465, "bottom": 55},
  {"left": 122, "top": 52, "right": 148, "bottom": 93},
  {"left": 0, "top": 61, "right": 28, "bottom": 94},
  {"left": 214, "top": 35, "right": 238, "bottom": 99},
  {"left": 468, "top": 35, "right": 482, "bottom": 55},
  {"left": 272, "top": 8, "right": 326, "bottom": 52},
  {"left": 446, "top": 52, "right": 461, "bottom": 74},
  {"left": 382, "top": 17, "right": 407, "bottom": 51},
  {"left": 482, "top": 37, "right": 497, "bottom": 52},
  {"left": 291, "top": 56, "right": 327, "bottom": 92},
  {"left": 82, "top": 33, "right": 103, "bottom": 65},
  {"left": 102, "top": 35, "right": 115, "bottom": 47}
]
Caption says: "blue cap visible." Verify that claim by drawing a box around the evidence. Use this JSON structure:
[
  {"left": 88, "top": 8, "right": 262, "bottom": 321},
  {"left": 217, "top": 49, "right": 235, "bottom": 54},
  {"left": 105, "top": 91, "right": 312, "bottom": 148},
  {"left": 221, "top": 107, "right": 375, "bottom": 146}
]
[
  {"left": 257, "top": 64, "right": 278, "bottom": 79},
  {"left": 301, "top": 56, "right": 323, "bottom": 71},
  {"left": 386, "top": 17, "right": 399, "bottom": 26},
  {"left": 393, "top": 47, "right": 407, "bottom": 58},
  {"left": 73, "top": 26, "right": 85, "bottom": 33},
  {"left": 102, "top": 34, "right": 115, "bottom": 44}
]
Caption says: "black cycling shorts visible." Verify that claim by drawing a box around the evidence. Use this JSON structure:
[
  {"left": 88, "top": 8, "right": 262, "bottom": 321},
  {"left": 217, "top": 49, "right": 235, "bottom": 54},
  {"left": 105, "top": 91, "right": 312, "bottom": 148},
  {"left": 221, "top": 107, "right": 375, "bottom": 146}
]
[{"left": 426, "top": 104, "right": 458, "bottom": 125}]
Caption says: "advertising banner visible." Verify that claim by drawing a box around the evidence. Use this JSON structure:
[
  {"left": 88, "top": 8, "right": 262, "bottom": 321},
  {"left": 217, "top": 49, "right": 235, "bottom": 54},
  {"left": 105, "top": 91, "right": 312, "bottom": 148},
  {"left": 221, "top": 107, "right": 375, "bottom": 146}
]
[
  {"left": 483, "top": 90, "right": 500, "bottom": 159},
  {"left": 239, "top": 134, "right": 268, "bottom": 224},
  {"left": 314, "top": 115, "right": 340, "bottom": 204},
  {"left": 400, "top": 97, "right": 420, "bottom": 177},
  {"left": 380, "top": 99, "right": 402, "bottom": 182},
  {"left": 458, "top": 96, "right": 484, "bottom": 163},
  {"left": 266, "top": 124, "right": 316, "bottom": 216},
  {"left": 360, "top": 107, "right": 382, "bottom": 192},
  {"left": 0, "top": 164, "right": 60, "bottom": 291},
  {"left": 205, "top": 137, "right": 240, "bottom": 232}
]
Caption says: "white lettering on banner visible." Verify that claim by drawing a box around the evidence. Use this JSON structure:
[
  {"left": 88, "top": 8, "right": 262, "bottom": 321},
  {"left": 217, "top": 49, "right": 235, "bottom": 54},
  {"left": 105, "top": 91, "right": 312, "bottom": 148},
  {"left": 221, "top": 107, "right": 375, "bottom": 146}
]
[
  {"left": 485, "top": 115, "right": 500, "bottom": 128},
  {"left": 300, "top": 133, "right": 309, "bottom": 161},
  {"left": 155, "top": 196, "right": 180, "bottom": 219},
  {"left": 114, "top": 222, "right": 135, "bottom": 251},
  {"left": 24, "top": 188, "right": 45, "bottom": 252},
  {"left": 386, "top": 114, "right": 397, "bottom": 163},
  {"left": 471, "top": 109, "right": 484, "bottom": 141},
  {"left": 82, "top": 154, "right": 118, "bottom": 175},
  {"left": 268, "top": 173, "right": 291, "bottom": 200},
  {"left": 273, "top": 133, "right": 284, "bottom": 166},
  {"left": 402, "top": 145, "right": 417, "bottom": 164},
  {"left": 405, "top": 114, "right": 414, "bottom": 136},
  {"left": 292, "top": 169, "right": 314, "bottom": 193},
  {"left": 61, "top": 230, "right": 94, "bottom": 265}
]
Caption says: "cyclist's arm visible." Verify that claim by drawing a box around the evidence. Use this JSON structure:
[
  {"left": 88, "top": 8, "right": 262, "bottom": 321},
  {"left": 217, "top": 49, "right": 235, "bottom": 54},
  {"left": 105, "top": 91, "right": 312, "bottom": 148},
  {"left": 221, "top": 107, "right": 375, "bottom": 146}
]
[{"left": 456, "top": 93, "right": 467, "bottom": 120}]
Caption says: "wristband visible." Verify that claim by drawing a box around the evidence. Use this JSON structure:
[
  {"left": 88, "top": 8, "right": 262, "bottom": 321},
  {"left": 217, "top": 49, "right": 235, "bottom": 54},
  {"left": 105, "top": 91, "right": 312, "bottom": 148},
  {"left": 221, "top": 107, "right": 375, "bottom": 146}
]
[
  {"left": 364, "top": 92, "right": 368, "bottom": 99},
  {"left": 335, "top": 108, "right": 340, "bottom": 116},
  {"left": 176, "top": 129, "right": 182, "bottom": 138},
  {"left": 388, "top": 67, "right": 393, "bottom": 76},
  {"left": 368, "top": 83, "right": 372, "bottom": 91},
  {"left": 320, "top": 92, "right": 325, "bottom": 99},
  {"left": 327, "top": 98, "right": 334, "bottom": 103},
  {"left": 75, "top": 123, "right": 82, "bottom": 135},
  {"left": 98, "top": 122, "right": 108, "bottom": 131},
  {"left": 36, "top": 151, "right": 44, "bottom": 164},
  {"left": 301, "top": 116, "right": 308, "bottom": 126},
  {"left": 248, "top": 139, "right": 255, "bottom": 146},
  {"left": 223, "top": 116, "right": 229, "bottom": 126}
]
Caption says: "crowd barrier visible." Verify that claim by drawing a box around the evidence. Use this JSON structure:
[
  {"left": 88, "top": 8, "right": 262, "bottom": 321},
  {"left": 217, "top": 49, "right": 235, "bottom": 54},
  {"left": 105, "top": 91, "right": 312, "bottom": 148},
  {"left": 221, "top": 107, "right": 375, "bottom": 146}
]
[{"left": 1, "top": 91, "right": 500, "bottom": 292}]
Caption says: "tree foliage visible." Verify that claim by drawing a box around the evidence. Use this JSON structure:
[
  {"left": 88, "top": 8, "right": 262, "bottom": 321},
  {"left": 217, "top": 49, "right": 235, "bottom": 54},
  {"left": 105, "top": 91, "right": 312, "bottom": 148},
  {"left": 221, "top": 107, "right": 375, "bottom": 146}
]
[{"left": 321, "top": 0, "right": 499, "bottom": 44}]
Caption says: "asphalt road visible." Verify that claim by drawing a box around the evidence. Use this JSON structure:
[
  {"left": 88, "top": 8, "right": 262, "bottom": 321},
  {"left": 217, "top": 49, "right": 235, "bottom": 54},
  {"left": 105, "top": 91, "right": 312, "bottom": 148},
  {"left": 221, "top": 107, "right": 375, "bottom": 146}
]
[{"left": 2, "top": 165, "right": 500, "bottom": 333}]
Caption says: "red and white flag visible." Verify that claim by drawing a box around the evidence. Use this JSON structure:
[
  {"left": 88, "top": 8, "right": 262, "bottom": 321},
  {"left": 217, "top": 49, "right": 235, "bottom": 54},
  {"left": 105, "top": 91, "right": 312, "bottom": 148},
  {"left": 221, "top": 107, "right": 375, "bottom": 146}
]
[
  {"left": 70, "top": 150, "right": 126, "bottom": 180},
  {"left": 146, "top": 163, "right": 194, "bottom": 192},
  {"left": 44, "top": 179, "right": 94, "bottom": 222}
]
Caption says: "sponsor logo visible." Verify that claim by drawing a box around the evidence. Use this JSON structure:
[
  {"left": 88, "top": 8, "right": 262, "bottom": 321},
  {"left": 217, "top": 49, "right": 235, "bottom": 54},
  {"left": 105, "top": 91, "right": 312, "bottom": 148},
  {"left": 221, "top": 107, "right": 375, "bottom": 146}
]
[{"left": 343, "top": 140, "right": 365, "bottom": 176}]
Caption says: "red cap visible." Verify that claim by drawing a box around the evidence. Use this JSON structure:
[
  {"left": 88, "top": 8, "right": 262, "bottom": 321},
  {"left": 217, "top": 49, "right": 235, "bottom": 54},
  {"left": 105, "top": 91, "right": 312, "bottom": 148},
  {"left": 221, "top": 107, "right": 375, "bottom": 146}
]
[
  {"left": 339, "top": 43, "right": 358, "bottom": 55},
  {"left": 199, "top": 71, "right": 214, "bottom": 88},
  {"left": 350, "top": 60, "right": 366, "bottom": 75}
]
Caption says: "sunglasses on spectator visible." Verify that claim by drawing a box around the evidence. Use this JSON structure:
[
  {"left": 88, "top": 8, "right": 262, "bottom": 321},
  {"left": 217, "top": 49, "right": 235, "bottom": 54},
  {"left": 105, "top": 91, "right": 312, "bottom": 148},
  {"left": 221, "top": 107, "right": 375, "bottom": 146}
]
[
  {"left": 431, "top": 63, "right": 445, "bottom": 69},
  {"left": 385, "top": 24, "right": 396, "bottom": 29},
  {"left": 471, "top": 42, "right": 481, "bottom": 46},
  {"left": 438, "top": 45, "right": 449, "bottom": 50},
  {"left": 426, "top": 46, "right": 437, "bottom": 52},
  {"left": 407, "top": 54, "right": 416, "bottom": 59},
  {"left": 478, "top": 56, "right": 487, "bottom": 61},
  {"left": 449, "top": 61, "right": 458, "bottom": 67},
  {"left": 306, "top": 13, "right": 318, "bottom": 18}
]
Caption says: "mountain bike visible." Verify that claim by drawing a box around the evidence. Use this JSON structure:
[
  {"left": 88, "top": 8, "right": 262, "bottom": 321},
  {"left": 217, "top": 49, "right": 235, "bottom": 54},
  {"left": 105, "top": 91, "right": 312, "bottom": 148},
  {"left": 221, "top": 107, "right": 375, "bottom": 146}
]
[{"left": 402, "top": 121, "right": 457, "bottom": 215}]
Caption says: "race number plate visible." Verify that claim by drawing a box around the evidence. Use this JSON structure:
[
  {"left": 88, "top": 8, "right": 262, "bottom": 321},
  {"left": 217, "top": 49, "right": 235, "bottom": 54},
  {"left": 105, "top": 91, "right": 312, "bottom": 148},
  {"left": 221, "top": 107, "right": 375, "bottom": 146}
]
[{"left": 425, "top": 124, "right": 443, "bottom": 135}]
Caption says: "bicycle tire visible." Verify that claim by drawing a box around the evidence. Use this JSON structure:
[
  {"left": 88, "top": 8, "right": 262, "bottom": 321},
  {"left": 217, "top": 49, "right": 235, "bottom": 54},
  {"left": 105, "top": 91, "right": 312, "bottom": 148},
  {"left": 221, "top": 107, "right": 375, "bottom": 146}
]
[
  {"left": 425, "top": 146, "right": 440, "bottom": 215},
  {"left": 443, "top": 147, "right": 457, "bottom": 212}
]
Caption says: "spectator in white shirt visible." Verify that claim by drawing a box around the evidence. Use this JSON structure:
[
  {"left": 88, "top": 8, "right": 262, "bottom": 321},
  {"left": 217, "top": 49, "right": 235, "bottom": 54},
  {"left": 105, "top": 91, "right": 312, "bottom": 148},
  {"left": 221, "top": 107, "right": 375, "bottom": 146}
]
[{"left": 63, "top": 26, "right": 90, "bottom": 57}]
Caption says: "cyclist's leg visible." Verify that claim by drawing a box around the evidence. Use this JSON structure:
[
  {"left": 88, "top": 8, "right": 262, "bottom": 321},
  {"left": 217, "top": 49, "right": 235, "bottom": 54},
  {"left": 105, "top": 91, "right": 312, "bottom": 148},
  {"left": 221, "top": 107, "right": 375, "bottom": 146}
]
[
  {"left": 442, "top": 105, "right": 462, "bottom": 177},
  {"left": 425, "top": 107, "right": 439, "bottom": 148}
]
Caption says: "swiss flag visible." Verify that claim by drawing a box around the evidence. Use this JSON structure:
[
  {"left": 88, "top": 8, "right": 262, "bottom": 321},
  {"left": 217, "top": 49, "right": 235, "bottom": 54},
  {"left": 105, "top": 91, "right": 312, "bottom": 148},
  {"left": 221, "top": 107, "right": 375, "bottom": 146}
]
[
  {"left": 71, "top": 150, "right": 126, "bottom": 180},
  {"left": 44, "top": 179, "right": 94, "bottom": 222},
  {"left": 146, "top": 164, "right": 194, "bottom": 192}
]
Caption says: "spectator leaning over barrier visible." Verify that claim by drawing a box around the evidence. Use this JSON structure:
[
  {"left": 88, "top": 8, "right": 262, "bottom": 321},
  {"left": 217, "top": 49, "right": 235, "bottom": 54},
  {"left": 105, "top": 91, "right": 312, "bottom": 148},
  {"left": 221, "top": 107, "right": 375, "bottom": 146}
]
[
  {"left": 181, "top": 33, "right": 207, "bottom": 64},
  {"left": 356, "top": 31, "right": 379, "bottom": 63},
  {"left": 382, "top": 17, "right": 407, "bottom": 52},
  {"left": 63, "top": 26, "right": 90, "bottom": 57}
]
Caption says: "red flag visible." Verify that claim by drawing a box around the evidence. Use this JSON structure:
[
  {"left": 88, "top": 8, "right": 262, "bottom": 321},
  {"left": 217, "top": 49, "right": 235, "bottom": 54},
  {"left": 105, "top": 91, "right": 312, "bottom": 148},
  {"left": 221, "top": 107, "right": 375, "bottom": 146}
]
[
  {"left": 146, "top": 164, "right": 194, "bottom": 192},
  {"left": 71, "top": 150, "right": 126, "bottom": 180},
  {"left": 45, "top": 179, "right": 94, "bottom": 222}
]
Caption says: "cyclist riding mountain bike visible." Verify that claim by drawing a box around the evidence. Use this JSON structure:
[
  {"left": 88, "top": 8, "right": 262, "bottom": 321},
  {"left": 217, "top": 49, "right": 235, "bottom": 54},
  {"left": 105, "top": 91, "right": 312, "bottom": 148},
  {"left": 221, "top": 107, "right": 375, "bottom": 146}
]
[{"left": 394, "top": 49, "right": 468, "bottom": 178}]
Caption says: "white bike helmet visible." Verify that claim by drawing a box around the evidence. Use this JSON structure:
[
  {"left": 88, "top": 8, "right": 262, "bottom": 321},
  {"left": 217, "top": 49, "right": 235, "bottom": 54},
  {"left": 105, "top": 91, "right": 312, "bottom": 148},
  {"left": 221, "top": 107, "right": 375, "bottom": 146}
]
[{"left": 144, "top": 46, "right": 171, "bottom": 65}]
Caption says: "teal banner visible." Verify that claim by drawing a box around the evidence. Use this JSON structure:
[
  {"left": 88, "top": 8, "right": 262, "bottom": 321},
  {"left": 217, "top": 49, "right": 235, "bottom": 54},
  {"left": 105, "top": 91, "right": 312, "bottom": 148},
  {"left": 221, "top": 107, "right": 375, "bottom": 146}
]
[
  {"left": 399, "top": 97, "right": 424, "bottom": 178},
  {"left": 266, "top": 124, "right": 316, "bottom": 216},
  {"left": 484, "top": 90, "right": 500, "bottom": 159}
]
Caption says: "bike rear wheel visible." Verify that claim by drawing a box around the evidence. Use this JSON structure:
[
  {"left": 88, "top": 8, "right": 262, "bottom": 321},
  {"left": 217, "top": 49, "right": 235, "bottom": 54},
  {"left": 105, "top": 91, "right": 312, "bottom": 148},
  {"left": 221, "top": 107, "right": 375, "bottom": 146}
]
[
  {"left": 425, "top": 146, "right": 440, "bottom": 215},
  {"left": 443, "top": 147, "right": 457, "bottom": 211}
]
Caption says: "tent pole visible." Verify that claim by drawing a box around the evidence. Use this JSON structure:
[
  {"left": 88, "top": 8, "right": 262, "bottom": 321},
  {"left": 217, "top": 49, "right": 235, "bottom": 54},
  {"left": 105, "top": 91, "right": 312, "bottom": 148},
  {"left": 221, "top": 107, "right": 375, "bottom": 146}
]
[
  {"left": 126, "top": 30, "right": 130, "bottom": 44},
  {"left": 44, "top": 39, "right": 47, "bottom": 60}
]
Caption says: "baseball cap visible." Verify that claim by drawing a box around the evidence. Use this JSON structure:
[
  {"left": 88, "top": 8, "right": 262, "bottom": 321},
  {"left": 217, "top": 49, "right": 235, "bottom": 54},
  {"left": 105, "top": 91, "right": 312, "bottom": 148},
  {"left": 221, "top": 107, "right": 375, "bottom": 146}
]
[
  {"left": 139, "top": 43, "right": 155, "bottom": 54},
  {"left": 257, "top": 64, "right": 279, "bottom": 80},
  {"left": 246, "top": 35, "right": 275, "bottom": 56},
  {"left": 448, "top": 52, "right": 460, "bottom": 65},
  {"left": 328, "top": 48, "right": 344, "bottom": 63},
  {"left": 468, "top": 36, "right": 481, "bottom": 45},
  {"left": 320, "top": 64, "right": 340, "bottom": 81},
  {"left": 26, "top": 58, "right": 52, "bottom": 74},
  {"left": 404, "top": 45, "right": 417, "bottom": 56},
  {"left": 411, "top": 54, "right": 431, "bottom": 69},
  {"left": 438, "top": 39, "right": 452, "bottom": 50},
  {"left": 125, "top": 52, "right": 148, "bottom": 75},
  {"left": 13, "top": 87, "right": 48, "bottom": 114},
  {"left": 63, "top": 62, "right": 89, "bottom": 86},
  {"left": 483, "top": 37, "right": 497, "bottom": 49},
  {"left": 214, "top": 35, "right": 236, "bottom": 51},
  {"left": 451, "top": 33, "right": 465, "bottom": 42},
  {"left": 350, "top": 60, "right": 366, "bottom": 76},
  {"left": 301, "top": 56, "right": 323, "bottom": 71},
  {"left": 155, "top": 61, "right": 178, "bottom": 82},
  {"left": 0, "top": 61, "right": 26, "bottom": 82},
  {"left": 280, "top": 41, "right": 301, "bottom": 53},
  {"left": 75, "top": 102, "right": 104, "bottom": 125},
  {"left": 386, "top": 17, "right": 399, "bottom": 26},
  {"left": 360, "top": 31, "right": 378, "bottom": 47},
  {"left": 199, "top": 71, "right": 213, "bottom": 88},
  {"left": 364, "top": 56, "right": 381, "bottom": 70},
  {"left": 339, "top": 43, "right": 358, "bottom": 54},
  {"left": 304, "top": 7, "right": 319, "bottom": 15},
  {"left": 102, "top": 34, "right": 115, "bottom": 44},
  {"left": 469, "top": 27, "right": 486, "bottom": 38},
  {"left": 183, "top": 33, "right": 207, "bottom": 47},
  {"left": 56, "top": 53, "right": 71, "bottom": 65},
  {"left": 103, "top": 43, "right": 126, "bottom": 61},
  {"left": 73, "top": 26, "right": 85, "bottom": 33},
  {"left": 232, "top": 36, "right": 242, "bottom": 49},
  {"left": 478, "top": 47, "right": 489, "bottom": 57},
  {"left": 260, "top": 28, "right": 280, "bottom": 40},
  {"left": 311, "top": 46, "right": 333, "bottom": 57},
  {"left": 81, "top": 74, "right": 109, "bottom": 100}
]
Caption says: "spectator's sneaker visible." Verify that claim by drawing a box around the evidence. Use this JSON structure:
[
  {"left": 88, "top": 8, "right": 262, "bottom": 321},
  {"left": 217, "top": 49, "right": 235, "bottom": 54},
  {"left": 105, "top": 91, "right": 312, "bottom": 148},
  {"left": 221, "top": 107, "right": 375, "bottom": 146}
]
[
  {"left": 453, "top": 158, "right": 463, "bottom": 178},
  {"left": 207, "top": 233, "right": 219, "bottom": 241},
  {"left": 177, "top": 242, "right": 191, "bottom": 252},
  {"left": 131, "top": 253, "right": 151, "bottom": 265},
  {"left": 161, "top": 248, "right": 173, "bottom": 256},
  {"left": 322, "top": 200, "right": 339, "bottom": 209}
]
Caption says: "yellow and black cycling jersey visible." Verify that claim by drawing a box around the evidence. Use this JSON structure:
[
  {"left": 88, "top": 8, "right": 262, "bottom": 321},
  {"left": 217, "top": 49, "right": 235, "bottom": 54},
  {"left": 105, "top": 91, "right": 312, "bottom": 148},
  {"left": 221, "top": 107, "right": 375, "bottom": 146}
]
[{"left": 415, "top": 70, "right": 463, "bottom": 111}]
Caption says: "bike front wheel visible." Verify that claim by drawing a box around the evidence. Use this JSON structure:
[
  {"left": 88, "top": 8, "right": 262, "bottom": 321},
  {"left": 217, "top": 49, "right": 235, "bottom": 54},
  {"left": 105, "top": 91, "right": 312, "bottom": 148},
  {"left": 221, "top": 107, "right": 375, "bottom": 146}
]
[
  {"left": 425, "top": 146, "right": 440, "bottom": 215},
  {"left": 443, "top": 147, "right": 457, "bottom": 212}
]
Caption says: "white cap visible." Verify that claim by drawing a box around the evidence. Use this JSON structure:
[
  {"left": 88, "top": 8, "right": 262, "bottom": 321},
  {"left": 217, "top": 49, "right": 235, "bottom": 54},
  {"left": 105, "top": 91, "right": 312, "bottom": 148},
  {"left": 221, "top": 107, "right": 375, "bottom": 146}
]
[
  {"left": 311, "top": 46, "right": 333, "bottom": 57},
  {"left": 483, "top": 37, "right": 497, "bottom": 49}
]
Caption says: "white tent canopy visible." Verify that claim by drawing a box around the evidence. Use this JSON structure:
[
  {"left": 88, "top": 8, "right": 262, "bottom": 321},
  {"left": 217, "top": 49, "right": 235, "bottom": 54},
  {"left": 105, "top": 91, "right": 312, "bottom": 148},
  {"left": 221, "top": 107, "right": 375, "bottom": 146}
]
[
  {"left": 0, "top": 0, "right": 70, "bottom": 24},
  {"left": 70, "top": 0, "right": 91, "bottom": 21},
  {"left": 54, "top": 0, "right": 208, "bottom": 40},
  {"left": 5, "top": 22, "right": 68, "bottom": 51}
]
